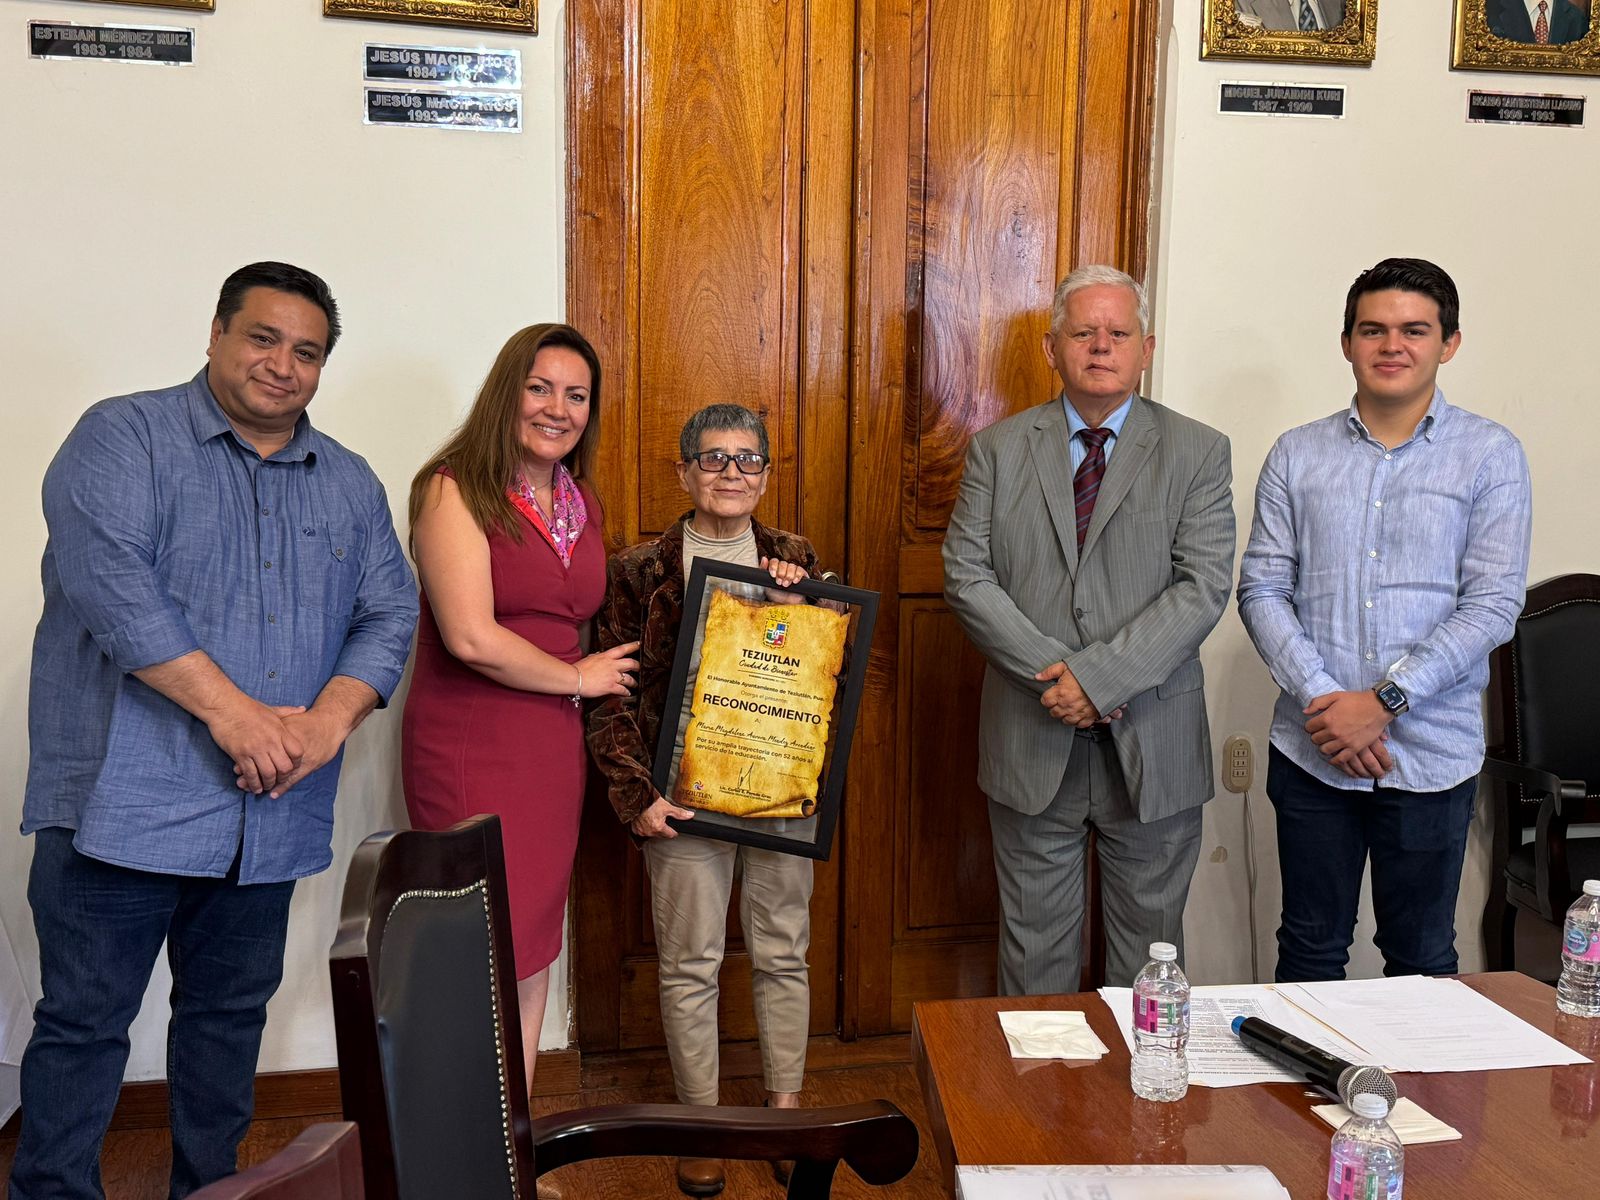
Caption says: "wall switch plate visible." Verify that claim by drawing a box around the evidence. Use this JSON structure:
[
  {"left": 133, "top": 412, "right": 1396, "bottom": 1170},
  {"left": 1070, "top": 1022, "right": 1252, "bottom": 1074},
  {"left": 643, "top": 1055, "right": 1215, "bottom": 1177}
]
[{"left": 1222, "top": 734, "right": 1253, "bottom": 794}]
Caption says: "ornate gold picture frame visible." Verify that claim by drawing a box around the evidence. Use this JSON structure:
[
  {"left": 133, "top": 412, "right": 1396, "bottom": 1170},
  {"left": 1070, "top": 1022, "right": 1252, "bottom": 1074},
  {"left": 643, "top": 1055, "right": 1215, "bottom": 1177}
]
[
  {"left": 1454, "top": 2, "right": 1600, "bottom": 75},
  {"left": 324, "top": 0, "right": 536, "bottom": 35},
  {"left": 80, "top": 0, "right": 213, "bottom": 10},
  {"left": 1202, "top": 0, "right": 1378, "bottom": 66}
]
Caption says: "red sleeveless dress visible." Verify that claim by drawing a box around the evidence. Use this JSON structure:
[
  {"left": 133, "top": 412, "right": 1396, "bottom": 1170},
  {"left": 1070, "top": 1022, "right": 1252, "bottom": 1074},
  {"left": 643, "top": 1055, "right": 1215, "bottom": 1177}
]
[{"left": 401, "top": 490, "right": 605, "bottom": 976}]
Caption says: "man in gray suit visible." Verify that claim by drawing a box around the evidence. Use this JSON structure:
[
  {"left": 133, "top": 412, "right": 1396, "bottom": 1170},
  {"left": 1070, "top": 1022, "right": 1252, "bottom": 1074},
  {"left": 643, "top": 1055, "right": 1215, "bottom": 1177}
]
[
  {"left": 943, "top": 265, "right": 1235, "bottom": 995},
  {"left": 1235, "top": 0, "right": 1345, "bottom": 30}
]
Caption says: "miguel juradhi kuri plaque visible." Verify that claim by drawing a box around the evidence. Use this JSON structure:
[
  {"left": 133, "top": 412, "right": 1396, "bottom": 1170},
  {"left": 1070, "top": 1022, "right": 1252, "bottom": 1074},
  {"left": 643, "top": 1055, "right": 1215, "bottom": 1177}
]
[{"left": 651, "top": 560, "right": 877, "bottom": 860}]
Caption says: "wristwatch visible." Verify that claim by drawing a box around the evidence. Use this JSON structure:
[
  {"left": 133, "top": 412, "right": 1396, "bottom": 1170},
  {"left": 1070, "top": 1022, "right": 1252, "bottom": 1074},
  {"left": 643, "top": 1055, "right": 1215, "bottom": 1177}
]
[{"left": 1372, "top": 679, "right": 1409, "bottom": 715}]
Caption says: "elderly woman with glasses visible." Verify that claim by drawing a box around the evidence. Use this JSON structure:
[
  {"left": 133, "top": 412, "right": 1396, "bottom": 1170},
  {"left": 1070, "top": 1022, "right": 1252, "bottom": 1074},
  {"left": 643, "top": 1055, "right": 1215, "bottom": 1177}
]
[{"left": 586, "top": 403, "right": 827, "bottom": 1199}]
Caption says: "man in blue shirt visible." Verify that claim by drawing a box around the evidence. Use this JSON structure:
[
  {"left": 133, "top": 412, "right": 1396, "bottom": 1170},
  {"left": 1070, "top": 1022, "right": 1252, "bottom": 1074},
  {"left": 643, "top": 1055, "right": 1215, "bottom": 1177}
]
[
  {"left": 1238, "top": 258, "right": 1531, "bottom": 982},
  {"left": 12, "top": 262, "right": 418, "bottom": 1199}
]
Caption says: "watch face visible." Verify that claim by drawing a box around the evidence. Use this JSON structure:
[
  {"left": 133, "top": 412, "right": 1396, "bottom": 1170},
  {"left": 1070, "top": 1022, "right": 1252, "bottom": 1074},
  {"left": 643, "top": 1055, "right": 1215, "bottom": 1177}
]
[{"left": 1376, "top": 682, "right": 1405, "bottom": 712}]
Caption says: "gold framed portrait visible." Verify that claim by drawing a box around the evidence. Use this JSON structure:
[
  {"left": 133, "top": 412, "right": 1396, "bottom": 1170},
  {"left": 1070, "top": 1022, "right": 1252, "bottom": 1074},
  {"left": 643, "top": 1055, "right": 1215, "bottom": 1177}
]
[
  {"left": 1202, "top": 0, "right": 1377, "bottom": 66},
  {"left": 79, "top": 0, "right": 213, "bottom": 10},
  {"left": 324, "top": 0, "right": 536, "bottom": 35},
  {"left": 1454, "top": 1, "right": 1600, "bottom": 75}
]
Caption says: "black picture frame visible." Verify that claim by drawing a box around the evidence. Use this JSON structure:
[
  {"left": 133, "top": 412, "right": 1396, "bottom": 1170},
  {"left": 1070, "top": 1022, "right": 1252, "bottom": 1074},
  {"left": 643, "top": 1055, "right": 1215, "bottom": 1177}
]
[{"left": 649, "top": 559, "right": 878, "bottom": 861}]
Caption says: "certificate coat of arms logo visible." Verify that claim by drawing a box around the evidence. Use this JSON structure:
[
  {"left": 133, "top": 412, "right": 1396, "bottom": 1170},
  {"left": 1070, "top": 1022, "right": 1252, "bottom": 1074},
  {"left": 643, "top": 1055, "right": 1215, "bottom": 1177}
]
[{"left": 764, "top": 614, "right": 788, "bottom": 649}]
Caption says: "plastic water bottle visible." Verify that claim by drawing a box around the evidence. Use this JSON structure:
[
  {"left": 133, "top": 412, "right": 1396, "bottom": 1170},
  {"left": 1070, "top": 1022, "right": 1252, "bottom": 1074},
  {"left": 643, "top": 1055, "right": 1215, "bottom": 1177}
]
[
  {"left": 1557, "top": 879, "right": 1600, "bottom": 1018},
  {"left": 1130, "top": 942, "right": 1189, "bottom": 1102},
  {"left": 1326, "top": 1092, "right": 1403, "bottom": 1200}
]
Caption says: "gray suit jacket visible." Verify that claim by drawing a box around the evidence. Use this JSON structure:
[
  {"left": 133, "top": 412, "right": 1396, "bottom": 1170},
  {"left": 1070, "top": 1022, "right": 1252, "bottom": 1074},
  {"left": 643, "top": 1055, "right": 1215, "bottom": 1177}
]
[{"left": 943, "top": 396, "right": 1235, "bottom": 820}]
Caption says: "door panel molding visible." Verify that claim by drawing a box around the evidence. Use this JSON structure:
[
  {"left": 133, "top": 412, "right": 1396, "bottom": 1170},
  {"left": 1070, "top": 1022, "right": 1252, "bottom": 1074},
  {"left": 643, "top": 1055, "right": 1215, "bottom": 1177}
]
[{"left": 844, "top": 0, "right": 1157, "bottom": 1036}]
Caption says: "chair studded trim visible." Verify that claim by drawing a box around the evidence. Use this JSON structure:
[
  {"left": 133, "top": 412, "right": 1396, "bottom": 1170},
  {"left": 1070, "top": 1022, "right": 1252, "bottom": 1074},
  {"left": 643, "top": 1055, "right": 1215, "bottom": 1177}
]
[{"left": 384, "top": 880, "right": 520, "bottom": 1198}]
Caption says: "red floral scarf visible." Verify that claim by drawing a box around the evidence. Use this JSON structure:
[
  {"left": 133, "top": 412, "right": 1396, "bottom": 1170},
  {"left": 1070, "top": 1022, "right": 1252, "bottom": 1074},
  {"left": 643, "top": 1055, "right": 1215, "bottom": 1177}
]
[{"left": 508, "top": 464, "right": 588, "bottom": 566}]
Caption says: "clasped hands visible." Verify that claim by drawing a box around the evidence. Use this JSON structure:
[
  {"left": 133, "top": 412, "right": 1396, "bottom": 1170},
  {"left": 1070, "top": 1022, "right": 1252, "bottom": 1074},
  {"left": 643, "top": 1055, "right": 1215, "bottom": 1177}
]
[
  {"left": 209, "top": 698, "right": 345, "bottom": 799},
  {"left": 1035, "top": 661, "right": 1124, "bottom": 729},
  {"left": 1304, "top": 690, "right": 1396, "bottom": 780}
]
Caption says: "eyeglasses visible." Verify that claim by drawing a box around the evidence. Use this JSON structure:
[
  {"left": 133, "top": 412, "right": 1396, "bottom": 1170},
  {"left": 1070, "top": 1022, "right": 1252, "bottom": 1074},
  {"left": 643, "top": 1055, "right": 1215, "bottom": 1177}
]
[{"left": 687, "top": 451, "right": 768, "bottom": 475}]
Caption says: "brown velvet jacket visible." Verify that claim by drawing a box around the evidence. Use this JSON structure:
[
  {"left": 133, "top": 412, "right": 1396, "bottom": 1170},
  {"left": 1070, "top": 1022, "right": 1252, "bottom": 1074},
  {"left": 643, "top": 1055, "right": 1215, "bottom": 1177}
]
[{"left": 585, "top": 514, "right": 818, "bottom": 826}]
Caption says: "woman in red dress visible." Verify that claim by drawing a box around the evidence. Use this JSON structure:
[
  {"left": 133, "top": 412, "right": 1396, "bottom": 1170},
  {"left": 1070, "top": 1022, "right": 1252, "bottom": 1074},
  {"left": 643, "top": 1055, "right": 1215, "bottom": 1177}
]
[{"left": 402, "top": 324, "right": 638, "bottom": 1113}]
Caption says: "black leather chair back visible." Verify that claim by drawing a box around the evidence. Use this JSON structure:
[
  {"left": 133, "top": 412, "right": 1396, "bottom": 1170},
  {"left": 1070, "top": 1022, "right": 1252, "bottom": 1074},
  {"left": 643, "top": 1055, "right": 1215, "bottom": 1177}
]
[
  {"left": 331, "top": 815, "right": 534, "bottom": 1200},
  {"left": 1511, "top": 591, "right": 1600, "bottom": 795},
  {"left": 376, "top": 884, "right": 517, "bottom": 1199}
]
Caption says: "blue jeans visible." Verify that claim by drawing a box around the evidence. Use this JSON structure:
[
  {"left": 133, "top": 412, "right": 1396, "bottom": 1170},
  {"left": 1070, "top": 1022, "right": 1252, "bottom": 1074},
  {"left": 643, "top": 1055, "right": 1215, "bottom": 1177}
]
[
  {"left": 1267, "top": 748, "right": 1476, "bottom": 983},
  {"left": 9, "top": 828, "right": 296, "bottom": 1200}
]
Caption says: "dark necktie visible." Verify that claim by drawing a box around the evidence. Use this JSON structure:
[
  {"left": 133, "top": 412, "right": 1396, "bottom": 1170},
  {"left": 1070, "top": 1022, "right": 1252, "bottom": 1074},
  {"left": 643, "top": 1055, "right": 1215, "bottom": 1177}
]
[
  {"left": 1535, "top": 1, "right": 1550, "bottom": 44},
  {"left": 1073, "top": 427, "right": 1112, "bottom": 550},
  {"left": 1299, "top": 0, "right": 1317, "bottom": 31}
]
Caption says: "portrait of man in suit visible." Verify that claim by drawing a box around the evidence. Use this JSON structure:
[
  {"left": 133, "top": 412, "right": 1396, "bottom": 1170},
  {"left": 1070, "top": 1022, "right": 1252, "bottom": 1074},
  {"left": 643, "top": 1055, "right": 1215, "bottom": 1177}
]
[
  {"left": 1487, "top": 0, "right": 1590, "bottom": 44},
  {"left": 1235, "top": 0, "right": 1347, "bottom": 30},
  {"left": 943, "top": 265, "right": 1235, "bottom": 996}
]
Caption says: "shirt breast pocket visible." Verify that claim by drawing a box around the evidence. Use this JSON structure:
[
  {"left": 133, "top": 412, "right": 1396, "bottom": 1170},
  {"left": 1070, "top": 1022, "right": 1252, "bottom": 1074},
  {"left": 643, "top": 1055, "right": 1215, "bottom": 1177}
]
[{"left": 297, "top": 526, "right": 363, "bottom": 618}]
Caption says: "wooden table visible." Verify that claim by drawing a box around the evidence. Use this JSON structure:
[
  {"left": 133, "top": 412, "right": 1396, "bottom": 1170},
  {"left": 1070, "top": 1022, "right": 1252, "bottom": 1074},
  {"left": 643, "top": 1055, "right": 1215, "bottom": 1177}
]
[{"left": 913, "top": 972, "right": 1599, "bottom": 1197}]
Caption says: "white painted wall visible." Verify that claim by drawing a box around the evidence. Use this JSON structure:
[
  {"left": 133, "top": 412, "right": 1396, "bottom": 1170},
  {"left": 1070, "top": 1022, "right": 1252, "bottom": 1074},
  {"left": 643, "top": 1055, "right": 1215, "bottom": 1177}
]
[
  {"left": 1154, "top": 2, "right": 1600, "bottom": 984},
  {"left": 0, "top": 0, "right": 572, "bottom": 1091}
]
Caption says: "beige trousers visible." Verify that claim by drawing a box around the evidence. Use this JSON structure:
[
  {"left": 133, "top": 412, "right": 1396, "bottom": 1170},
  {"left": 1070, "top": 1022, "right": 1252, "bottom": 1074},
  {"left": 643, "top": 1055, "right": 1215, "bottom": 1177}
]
[{"left": 644, "top": 834, "right": 813, "bottom": 1105}]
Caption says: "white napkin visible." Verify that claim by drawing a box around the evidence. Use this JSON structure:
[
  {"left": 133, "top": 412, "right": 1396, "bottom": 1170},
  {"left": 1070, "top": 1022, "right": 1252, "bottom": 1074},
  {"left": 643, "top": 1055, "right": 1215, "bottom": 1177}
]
[
  {"left": 997, "top": 1010, "right": 1110, "bottom": 1059},
  {"left": 1310, "top": 1097, "right": 1462, "bottom": 1145}
]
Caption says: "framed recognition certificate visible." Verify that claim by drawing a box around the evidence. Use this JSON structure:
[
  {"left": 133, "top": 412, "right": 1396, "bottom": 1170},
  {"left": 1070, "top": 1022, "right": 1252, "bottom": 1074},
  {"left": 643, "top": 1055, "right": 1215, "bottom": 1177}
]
[{"left": 650, "top": 560, "right": 878, "bottom": 859}]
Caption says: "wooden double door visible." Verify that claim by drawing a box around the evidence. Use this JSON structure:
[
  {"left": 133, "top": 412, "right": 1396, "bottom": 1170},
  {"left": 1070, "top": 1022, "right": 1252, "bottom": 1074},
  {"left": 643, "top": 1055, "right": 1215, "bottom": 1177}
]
[{"left": 569, "top": 0, "right": 1157, "bottom": 1051}]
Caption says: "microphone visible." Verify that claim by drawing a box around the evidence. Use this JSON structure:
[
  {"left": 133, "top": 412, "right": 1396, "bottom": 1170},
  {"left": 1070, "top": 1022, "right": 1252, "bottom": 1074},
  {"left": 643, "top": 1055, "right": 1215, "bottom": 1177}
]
[{"left": 1231, "top": 1015, "right": 1398, "bottom": 1111}]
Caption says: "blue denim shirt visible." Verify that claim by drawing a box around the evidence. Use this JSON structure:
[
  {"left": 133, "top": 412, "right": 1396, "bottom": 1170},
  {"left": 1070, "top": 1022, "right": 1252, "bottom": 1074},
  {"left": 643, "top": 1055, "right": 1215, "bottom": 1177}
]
[
  {"left": 1238, "top": 390, "right": 1531, "bottom": 793},
  {"left": 25, "top": 369, "right": 419, "bottom": 882}
]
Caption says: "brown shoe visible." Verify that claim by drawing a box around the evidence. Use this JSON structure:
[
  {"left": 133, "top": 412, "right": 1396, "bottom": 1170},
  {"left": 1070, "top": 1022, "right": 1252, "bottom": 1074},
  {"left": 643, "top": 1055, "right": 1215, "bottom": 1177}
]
[{"left": 676, "top": 1158, "right": 725, "bottom": 1197}]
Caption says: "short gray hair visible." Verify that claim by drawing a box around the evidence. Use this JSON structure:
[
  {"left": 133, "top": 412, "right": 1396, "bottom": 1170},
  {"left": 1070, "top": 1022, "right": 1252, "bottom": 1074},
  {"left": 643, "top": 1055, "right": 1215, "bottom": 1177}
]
[
  {"left": 1049, "top": 265, "right": 1149, "bottom": 336},
  {"left": 679, "top": 403, "right": 770, "bottom": 462}
]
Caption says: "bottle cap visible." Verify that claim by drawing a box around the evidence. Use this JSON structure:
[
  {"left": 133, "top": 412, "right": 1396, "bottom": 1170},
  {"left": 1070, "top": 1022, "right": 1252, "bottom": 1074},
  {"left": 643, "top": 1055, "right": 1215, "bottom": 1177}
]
[
  {"left": 1351, "top": 1093, "right": 1390, "bottom": 1119},
  {"left": 1149, "top": 942, "right": 1177, "bottom": 962},
  {"left": 1584, "top": 879, "right": 1600, "bottom": 897}
]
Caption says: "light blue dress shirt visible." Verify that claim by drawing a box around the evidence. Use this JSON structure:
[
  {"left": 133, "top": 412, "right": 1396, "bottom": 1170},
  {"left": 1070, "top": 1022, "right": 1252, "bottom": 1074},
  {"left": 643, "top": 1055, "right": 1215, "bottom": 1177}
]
[
  {"left": 1237, "top": 390, "right": 1531, "bottom": 793},
  {"left": 1063, "top": 392, "right": 1134, "bottom": 472},
  {"left": 25, "top": 369, "right": 419, "bottom": 882}
]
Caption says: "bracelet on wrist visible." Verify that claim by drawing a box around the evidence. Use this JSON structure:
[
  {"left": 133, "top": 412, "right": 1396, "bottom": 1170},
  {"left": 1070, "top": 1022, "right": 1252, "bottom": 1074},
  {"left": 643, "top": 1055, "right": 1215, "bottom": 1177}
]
[{"left": 569, "top": 666, "right": 583, "bottom": 707}]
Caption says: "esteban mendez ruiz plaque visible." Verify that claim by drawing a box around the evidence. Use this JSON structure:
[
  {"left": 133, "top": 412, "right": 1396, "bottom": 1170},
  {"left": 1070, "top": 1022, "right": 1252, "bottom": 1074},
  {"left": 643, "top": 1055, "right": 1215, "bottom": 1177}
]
[
  {"left": 652, "top": 561, "right": 878, "bottom": 859},
  {"left": 29, "top": 22, "right": 195, "bottom": 65}
]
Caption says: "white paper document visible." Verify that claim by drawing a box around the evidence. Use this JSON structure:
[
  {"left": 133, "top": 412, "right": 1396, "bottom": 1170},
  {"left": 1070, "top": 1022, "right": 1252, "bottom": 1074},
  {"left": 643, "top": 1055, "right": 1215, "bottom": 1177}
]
[
  {"left": 956, "top": 1164, "right": 1290, "bottom": 1200},
  {"left": 1100, "top": 985, "right": 1370, "bottom": 1088},
  {"left": 1098, "top": 976, "right": 1588, "bottom": 1089},
  {"left": 1279, "top": 976, "right": 1589, "bottom": 1073}
]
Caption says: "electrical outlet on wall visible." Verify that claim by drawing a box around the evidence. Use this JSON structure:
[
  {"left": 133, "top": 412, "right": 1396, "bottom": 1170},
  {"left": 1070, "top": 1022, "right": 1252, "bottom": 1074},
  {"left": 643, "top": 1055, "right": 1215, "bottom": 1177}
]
[{"left": 1222, "top": 734, "right": 1253, "bottom": 794}]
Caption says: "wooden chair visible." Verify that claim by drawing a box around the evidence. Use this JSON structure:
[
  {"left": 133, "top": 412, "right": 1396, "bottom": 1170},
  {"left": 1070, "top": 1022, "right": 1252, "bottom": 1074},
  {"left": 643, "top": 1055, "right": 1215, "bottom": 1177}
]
[
  {"left": 330, "top": 814, "right": 919, "bottom": 1200},
  {"left": 188, "top": 1123, "right": 363, "bottom": 1199},
  {"left": 1481, "top": 572, "right": 1600, "bottom": 973}
]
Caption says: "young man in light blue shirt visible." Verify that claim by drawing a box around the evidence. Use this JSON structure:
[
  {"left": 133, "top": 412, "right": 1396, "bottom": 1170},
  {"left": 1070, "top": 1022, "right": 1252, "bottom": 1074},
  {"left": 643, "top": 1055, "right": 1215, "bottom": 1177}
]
[{"left": 1238, "top": 257, "right": 1531, "bottom": 982}]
